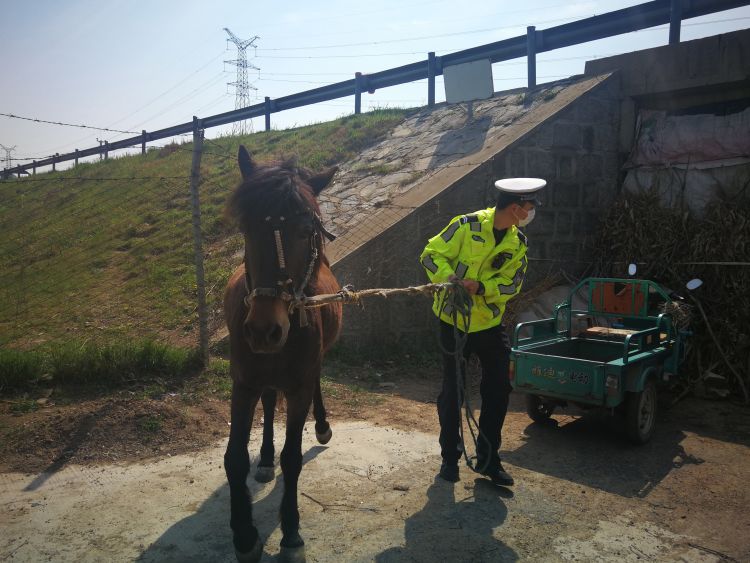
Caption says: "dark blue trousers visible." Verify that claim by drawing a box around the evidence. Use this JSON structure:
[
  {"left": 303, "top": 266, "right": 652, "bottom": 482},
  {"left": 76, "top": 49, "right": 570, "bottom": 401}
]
[{"left": 438, "top": 320, "right": 512, "bottom": 466}]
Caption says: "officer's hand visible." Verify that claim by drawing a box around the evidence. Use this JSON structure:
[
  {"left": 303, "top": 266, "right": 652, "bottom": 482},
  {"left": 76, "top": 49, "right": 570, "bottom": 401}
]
[{"left": 459, "top": 279, "right": 480, "bottom": 295}]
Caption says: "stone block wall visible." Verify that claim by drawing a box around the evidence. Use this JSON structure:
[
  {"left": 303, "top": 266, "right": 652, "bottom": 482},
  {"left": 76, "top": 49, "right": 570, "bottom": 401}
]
[{"left": 332, "top": 77, "right": 621, "bottom": 353}]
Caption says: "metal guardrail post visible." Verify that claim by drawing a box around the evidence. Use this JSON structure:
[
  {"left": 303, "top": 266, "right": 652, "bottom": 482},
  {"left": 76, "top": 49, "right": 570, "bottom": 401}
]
[
  {"left": 354, "top": 72, "right": 363, "bottom": 114},
  {"left": 265, "top": 97, "right": 272, "bottom": 131},
  {"left": 33, "top": 160, "right": 37, "bottom": 174},
  {"left": 670, "top": 0, "right": 683, "bottom": 44},
  {"left": 74, "top": 150, "right": 78, "bottom": 167},
  {"left": 141, "top": 130, "right": 147, "bottom": 155},
  {"left": 189, "top": 116, "right": 209, "bottom": 366},
  {"left": 428, "top": 52, "right": 436, "bottom": 107},
  {"left": 52, "top": 154, "right": 57, "bottom": 172},
  {"left": 527, "top": 26, "right": 537, "bottom": 89}
]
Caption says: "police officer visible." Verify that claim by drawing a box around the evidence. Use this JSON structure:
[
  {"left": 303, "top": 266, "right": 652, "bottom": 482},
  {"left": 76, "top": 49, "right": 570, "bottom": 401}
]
[{"left": 419, "top": 177, "right": 545, "bottom": 486}]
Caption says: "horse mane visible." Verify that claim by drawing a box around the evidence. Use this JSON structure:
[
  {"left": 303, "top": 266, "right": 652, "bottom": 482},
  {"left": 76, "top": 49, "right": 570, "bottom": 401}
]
[{"left": 226, "top": 158, "right": 329, "bottom": 271}]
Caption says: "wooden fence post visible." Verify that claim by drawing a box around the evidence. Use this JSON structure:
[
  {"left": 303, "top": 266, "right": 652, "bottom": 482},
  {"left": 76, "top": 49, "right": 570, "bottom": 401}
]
[
  {"left": 104, "top": 141, "right": 109, "bottom": 161},
  {"left": 189, "top": 116, "right": 210, "bottom": 366},
  {"left": 354, "top": 72, "right": 363, "bottom": 114},
  {"left": 428, "top": 52, "right": 436, "bottom": 108},
  {"left": 52, "top": 154, "right": 57, "bottom": 172},
  {"left": 669, "top": 0, "right": 682, "bottom": 44},
  {"left": 142, "top": 130, "right": 147, "bottom": 155},
  {"left": 74, "top": 150, "right": 78, "bottom": 167},
  {"left": 527, "top": 26, "right": 537, "bottom": 89},
  {"left": 32, "top": 161, "right": 37, "bottom": 175},
  {"left": 265, "top": 97, "right": 272, "bottom": 131}
]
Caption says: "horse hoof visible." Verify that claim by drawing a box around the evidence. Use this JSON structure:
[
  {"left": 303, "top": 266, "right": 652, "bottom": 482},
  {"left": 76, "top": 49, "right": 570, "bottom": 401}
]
[
  {"left": 279, "top": 544, "right": 306, "bottom": 562},
  {"left": 316, "top": 426, "right": 332, "bottom": 445},
  {"left": 254, "top": 466, "right": 275, "bottom": 483},
  {"left": 235, "top": 539, "right": 263, "bottom": 563}
]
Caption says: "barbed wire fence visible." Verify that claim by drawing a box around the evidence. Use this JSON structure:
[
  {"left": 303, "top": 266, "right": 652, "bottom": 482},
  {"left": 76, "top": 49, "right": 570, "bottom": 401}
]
[
  {"left": 0, "top": 130, "right": 449, "bottom": 367},
  {"left": 0, "top": 138, "right": 237, "bottom": 360}
]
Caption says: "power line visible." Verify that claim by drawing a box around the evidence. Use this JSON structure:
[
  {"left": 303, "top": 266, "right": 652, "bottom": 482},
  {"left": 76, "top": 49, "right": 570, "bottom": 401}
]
[
  {"left": 253, "top": 16, "right": 750, "bottom": 59},
  {"left": 107, "top": 51, "right": 228, "bottom": 130},
  {"left": 255, "top": 51, "right": 426, "bottom": 60},
  {"left": 35, "top": 51, "right": 229, "bottom": 156},
  {"left": 254, "top": 15, "right": 579, "bottom": 51},
  {"left": 108, "top": 71, "right": 230, "bottom": 142},
  {"left": 0, "top": 113, "right": 139, "bottom": 134}
]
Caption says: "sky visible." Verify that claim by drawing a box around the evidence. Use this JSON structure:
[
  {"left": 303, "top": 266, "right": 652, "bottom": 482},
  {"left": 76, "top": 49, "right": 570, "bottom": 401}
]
[{"left": 1, "top": 0, "right": 749, "bottom": 171}]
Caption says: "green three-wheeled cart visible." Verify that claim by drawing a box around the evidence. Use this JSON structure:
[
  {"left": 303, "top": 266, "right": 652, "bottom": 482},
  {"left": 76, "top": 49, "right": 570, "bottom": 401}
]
[{"left": 511, "top": 277, "right": 692, "bottom": 443}]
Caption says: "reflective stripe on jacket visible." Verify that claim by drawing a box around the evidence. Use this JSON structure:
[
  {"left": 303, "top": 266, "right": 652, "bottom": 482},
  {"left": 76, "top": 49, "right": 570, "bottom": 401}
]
[{"left": 419, "top": 207, "right": 528, "bottom": 332}]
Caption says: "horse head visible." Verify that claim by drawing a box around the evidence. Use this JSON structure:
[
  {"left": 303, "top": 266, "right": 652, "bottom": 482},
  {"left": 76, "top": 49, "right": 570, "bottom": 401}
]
[{"left": 228, "top": 145, "right": 337, "bottom": 354}]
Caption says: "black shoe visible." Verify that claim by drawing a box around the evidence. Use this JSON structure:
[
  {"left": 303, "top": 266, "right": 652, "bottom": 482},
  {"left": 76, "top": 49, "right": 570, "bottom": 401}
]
[
  {"left": 439, "top": 461, "right": 459, "bottom": 482},
  {"left": 480, "top": 462, "right": 514, "bottom": 487}
]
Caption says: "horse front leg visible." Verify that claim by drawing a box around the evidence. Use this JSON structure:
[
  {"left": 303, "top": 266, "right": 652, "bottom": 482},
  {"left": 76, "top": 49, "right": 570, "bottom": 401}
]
[
  {"left": 255, "top": 388, "right": 277, "bottom": 483},
  {"left": 224, "top": 381, "right": 262, "bottom": 562},
  {"left": 312, "top": 377, "right": 332, "bottom": 444},
  {"left": 278, "top": 387, "right": 313, "bottom": 562}
]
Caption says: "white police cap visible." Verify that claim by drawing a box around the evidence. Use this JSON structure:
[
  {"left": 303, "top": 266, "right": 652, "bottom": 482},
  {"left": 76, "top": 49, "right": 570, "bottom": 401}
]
[{"left": 494, "top": 177, "right": 545, "bottom": 205}]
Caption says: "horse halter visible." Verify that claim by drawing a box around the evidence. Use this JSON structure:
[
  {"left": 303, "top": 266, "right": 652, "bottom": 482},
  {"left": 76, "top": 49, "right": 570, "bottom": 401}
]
[{"left": 243, "top": 211, "right": 335, "bottom": 326}]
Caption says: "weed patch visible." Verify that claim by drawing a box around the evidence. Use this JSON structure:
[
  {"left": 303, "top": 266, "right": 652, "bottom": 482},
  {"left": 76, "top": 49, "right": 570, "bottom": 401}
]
[
  {"left": 0, "top": 340, "right": 202, "bottom": 393},
  {"left": 137, "top": 415, "right": 162, "bottom": 434},
  {"left": 10, "top": 398, "right": 39, "bottom": 414},
  {"left": 0, "top": 349, "right": 45, "bottom": 390}
]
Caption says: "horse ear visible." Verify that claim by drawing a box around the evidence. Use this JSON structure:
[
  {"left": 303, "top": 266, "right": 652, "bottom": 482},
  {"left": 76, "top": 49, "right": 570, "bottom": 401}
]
[
  {"left": 238, "top": 145, "right": 254, "bottom": 180},
  {"left": 307, "top": 166, "right": 338, "bottom": 195}
]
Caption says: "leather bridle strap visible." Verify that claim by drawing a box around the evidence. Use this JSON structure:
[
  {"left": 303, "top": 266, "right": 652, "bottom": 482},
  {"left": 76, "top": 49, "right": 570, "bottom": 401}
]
[{"left": 242, "top": 212, "right": 329, "bottom": 325}]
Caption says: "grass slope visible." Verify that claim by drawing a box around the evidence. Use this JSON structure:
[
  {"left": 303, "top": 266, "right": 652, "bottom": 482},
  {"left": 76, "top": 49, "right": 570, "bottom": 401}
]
[{"left": 0, "top": 109, "right": 411, "bottom": 354}]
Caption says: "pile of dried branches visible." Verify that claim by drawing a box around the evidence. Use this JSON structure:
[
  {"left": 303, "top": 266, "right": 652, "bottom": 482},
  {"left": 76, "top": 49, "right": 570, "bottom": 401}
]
[{"left": 589, "top": 189, "right": 750, "bottom": 404}]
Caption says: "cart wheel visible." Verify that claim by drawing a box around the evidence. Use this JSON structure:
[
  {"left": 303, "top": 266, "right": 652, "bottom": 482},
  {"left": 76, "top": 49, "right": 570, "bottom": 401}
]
[
  {"left": 625, "top": 380, "right": 657, "bottom": 444},
  {"left": 526, "top": 394, "right": 555, "bottom": 422}
]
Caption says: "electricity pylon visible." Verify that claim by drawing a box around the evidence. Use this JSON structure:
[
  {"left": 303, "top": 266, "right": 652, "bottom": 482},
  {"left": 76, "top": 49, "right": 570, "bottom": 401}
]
[
  {"left": 224, "top": 28, "right": 260, "bottom": 136},
  {"left": 0, "top": 144, "right": 17, "bottom": 170}
]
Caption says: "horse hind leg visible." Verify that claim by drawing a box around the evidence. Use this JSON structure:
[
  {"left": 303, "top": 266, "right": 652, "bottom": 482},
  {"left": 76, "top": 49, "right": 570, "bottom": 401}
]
[
  {"left": 312, "top": 376, "right": 332, "bottom": 445},
  {"left": 255, "top": 389, "right": 277, "bottom": 483}
]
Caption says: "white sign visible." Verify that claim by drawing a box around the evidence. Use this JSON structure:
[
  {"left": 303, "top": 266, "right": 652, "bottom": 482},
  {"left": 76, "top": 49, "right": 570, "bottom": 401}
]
[{"left": 443, "top": 59, "right": 494, "bottom": 104}]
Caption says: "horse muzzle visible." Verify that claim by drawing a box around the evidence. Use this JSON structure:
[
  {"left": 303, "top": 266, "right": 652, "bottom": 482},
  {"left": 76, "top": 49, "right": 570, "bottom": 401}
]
[{"left": 243, "top": 316, "right": 289, "bottom": 354}]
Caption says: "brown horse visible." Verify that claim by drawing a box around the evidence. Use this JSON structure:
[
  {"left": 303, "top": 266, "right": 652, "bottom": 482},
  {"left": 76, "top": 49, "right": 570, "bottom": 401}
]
[{"left": 223, "top": 146, "right": 342, "bottom": 562}]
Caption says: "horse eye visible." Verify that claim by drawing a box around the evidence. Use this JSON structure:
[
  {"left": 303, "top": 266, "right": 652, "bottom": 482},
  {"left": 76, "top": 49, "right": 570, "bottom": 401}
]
[{"left": 296, "top": 224, "right": 314, "bottom": 239}]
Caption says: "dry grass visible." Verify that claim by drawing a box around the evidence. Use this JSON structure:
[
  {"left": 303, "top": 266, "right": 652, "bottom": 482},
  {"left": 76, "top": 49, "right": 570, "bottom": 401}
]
[{"left": 589, "top": 189, "right": 750, "bottom": 402}]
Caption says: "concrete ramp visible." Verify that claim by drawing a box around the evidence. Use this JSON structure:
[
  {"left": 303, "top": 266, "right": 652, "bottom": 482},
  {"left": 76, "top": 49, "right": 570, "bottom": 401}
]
[
  {"left": 322, "top": 73, "right": 614, "bottom": 265},
  {"left": 325, "top": 72, "right": 622, "bottom": 350}
]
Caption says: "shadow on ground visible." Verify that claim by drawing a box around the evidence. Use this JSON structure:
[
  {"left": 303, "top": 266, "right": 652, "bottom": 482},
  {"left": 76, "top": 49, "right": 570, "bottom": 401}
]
[
  {"left": 137, "top": 446, "right": 327, "bottom": 562},
  {"left": 375, "top": 476, "right": 517, "bottom": 562},
  {"left": 23, "top": 404, "right": 109, "bottom": 492},
  {"left": 503, "top": 409, "right": 704, "bottom": 498}
]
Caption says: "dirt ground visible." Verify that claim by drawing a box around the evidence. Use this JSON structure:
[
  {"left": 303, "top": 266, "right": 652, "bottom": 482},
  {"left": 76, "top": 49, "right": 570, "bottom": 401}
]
[{"left": 1, "top": 361, "right": 749, "bottom": 562}]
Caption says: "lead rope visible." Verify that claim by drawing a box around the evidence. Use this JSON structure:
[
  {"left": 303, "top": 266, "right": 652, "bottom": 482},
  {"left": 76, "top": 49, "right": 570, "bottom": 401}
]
[{"left": 436, "top": 284, "right": 493, "bottom": 475}]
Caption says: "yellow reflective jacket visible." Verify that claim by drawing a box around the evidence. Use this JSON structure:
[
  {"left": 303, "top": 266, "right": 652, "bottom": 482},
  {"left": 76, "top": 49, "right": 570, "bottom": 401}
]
[{"left": 419, "top": 207, "right": 528, "bottom": 332}]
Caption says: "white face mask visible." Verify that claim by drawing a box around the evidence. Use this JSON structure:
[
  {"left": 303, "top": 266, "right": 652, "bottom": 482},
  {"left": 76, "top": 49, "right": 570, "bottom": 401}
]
[{"left": 517, "top": 207, "right": 535, "bottom": 227}]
